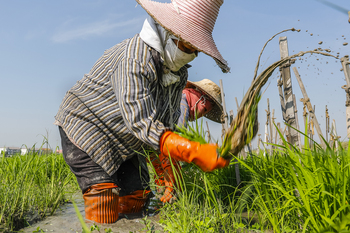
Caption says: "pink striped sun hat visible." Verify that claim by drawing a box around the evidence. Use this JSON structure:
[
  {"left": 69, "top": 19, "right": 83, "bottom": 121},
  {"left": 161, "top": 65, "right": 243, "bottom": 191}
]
[{"left": 136, "top": 0, "right": 230, "bottom": 73}]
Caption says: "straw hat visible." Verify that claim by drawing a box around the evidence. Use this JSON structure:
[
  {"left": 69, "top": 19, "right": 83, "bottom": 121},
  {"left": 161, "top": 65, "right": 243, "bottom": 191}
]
[
  {"left": 136, "top": 0, "right": 230, "bottom": 73},
  {"left": 185, "top": 79, "right": 224, "bottom": 123}
]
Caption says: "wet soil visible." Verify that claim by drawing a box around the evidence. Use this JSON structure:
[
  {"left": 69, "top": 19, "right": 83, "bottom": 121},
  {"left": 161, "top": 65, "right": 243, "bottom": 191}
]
[
  {"left": 19, "top": 193, "right": 274, "bottom": 233},
  {"left": 20, "top": 193, "right": 164, "bottom": 233}
]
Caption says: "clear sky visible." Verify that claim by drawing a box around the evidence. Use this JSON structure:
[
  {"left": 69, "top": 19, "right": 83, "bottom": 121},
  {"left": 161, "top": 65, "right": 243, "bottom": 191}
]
[{"left": 0, "top": 0, "right": 349, "bottom": 150}]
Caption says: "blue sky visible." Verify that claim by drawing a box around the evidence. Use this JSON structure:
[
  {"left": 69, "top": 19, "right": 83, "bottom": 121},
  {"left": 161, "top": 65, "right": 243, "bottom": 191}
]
[{"left": 0, "top": 0, "right": 349, "bottom": 149}]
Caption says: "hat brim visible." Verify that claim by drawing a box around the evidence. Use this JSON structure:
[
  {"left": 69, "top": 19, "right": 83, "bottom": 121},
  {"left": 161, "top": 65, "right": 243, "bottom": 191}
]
[
  {"left": 186, "top": 81, "right": 223, "bottom": 123},
  {"left": 136, "top": 0, "right": 230, "bottom": 73}
]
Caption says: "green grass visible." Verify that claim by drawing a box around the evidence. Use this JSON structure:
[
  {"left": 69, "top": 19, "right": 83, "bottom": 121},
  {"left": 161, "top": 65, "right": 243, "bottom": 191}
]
[
  {"left": 146, "top": 120, "right": 350, "bottom": 232},
  {"left": 238, "top": 130, "right": 350, "bottom": 232},
  {"left": 0, "top": 150, "right": 79, "bottom": 232}
]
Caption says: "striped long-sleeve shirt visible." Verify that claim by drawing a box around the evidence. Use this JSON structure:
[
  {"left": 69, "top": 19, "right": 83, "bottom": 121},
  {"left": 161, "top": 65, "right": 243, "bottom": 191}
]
[
  {"left": 55, "top": 34, "right": 188, "bottom": 176},
  {"left": 177, "top": 93, "right": 190, "bottom": 129}
]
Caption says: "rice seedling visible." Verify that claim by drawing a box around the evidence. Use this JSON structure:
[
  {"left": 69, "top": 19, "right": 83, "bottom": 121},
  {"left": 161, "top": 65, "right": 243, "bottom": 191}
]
[
  {"left": 236, "top": 124, "right": 350, "bottom": 232},
  {"left": 144, "top": 141, "right": 258, "bottom": 232},
  {"left": 0, "top": 148, "right": 79, "bottom": 232}
]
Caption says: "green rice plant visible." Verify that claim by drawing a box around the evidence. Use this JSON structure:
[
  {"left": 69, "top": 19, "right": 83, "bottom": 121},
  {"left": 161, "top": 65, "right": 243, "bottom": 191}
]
[
  {"left": 175, "top": 118, "right": 207, "bottom": 145},
  {"left": 0, "top": 150, "right": 79, "bottom": 232},
  {"left": 144, "top": 141, "right": 259, "bottom": 232},
  {"left": 158, "top": 173, "right": 240, "bottom": 233},
  {"left": 236, "top": 124, "right": 350, "bottom": 232}
]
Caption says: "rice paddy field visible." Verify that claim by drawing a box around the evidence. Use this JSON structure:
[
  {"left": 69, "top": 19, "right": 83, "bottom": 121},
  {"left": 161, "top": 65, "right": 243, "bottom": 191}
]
[
  {"left": 0, "top": 149, "right": 80, "bottom": 232},
  {"left": 2, "top": 130, "right": 350, "bottom": 233},
  {"left": 146, "top": 124, "right": 350, "bottom": 233}
]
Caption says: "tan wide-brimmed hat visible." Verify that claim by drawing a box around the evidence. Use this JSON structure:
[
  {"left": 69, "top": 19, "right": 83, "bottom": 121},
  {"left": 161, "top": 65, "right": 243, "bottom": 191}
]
[
  {"left": 185, "top": 79, "right": 224, "bottom": 123},
  {"left": 136, "top": 0, "right": 230, "bottom": 73}
]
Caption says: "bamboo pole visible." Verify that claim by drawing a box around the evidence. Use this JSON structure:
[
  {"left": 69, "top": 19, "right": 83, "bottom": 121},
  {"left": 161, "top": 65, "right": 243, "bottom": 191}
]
[{"left": 293, "top": 67, "right": 326, "bottom": 148}]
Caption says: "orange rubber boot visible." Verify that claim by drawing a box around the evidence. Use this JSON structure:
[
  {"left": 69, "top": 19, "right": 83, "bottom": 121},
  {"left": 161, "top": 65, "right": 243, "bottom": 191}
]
[
  {"left": 160, "top": 131, "right": 230, "bottom": 172},
  {"left": 118, "top": 190, "right": 151, "bottom": 214},
  {"left": 83, "top": 183, "right": 119, "bottom": 223}
]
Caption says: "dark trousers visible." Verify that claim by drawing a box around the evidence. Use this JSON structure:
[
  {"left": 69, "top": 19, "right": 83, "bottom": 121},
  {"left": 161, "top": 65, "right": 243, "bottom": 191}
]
[{"left": 59, "top": 126, "right": 149, "bottom": 196}]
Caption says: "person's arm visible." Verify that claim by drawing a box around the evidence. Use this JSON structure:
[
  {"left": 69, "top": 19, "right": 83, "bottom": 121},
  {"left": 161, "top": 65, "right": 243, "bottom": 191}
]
[
  {"left": 176, "top": 93, "right": 189, "bottom": 129},
  {"left": 111, "top": 57, "right": 166, "bottom": 150}
]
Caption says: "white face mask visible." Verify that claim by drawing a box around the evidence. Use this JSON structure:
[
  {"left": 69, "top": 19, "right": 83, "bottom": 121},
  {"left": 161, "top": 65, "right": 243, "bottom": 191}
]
[{"left": 163, "top": 37, "right": 197, "bottom": 72}]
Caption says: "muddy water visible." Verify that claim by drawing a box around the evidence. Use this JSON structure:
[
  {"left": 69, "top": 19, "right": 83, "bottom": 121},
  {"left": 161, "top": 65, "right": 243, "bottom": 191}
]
[{"left": 22, "top": 193, "right": 164, "bottom": 233}]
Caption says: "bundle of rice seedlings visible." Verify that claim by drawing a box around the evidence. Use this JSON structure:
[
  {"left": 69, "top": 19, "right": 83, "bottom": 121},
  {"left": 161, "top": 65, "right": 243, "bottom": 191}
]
[
  {"left": 177, "top": 28, "right": 338, "bottom": 160},
  {"left": 176, "top": 116, "right": 207, "bottom": 145}
]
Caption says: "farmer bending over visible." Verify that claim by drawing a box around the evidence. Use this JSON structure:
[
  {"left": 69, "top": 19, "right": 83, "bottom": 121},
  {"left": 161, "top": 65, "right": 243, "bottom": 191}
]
[
  {"left": 54, "top": 0, "right": 230, "bottom": 224},
  {"left": 149, "top": 79, "right": 225, "bottom": 203}
]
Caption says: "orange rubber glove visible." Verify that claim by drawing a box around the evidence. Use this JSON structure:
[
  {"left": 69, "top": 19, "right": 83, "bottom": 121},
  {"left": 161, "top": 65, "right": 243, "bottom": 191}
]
[
  {"left": 147, "top": 153, "right": 182, "bottom": 203},
  {"left": 160, "top": 180, "right": 176, "bottom": 203},
  {"left": 158, "top": 153, "right": 182, "bottom": 188},
  {"left": 158, "top": 153, "right": 182, "bottom": 203},
  {"left": 147, "top": 153, "right": 165, "bottom": 187},
  {"left": 160, "top": 131, "right": 230, "bottom": 172}
]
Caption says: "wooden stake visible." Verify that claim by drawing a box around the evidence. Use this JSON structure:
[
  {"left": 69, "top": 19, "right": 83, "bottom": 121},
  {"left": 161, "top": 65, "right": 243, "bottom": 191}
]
[
  {"left": 282, "top": 125, "right": 287, "bottom": 145},
  {"left": 229, "top": 110, "right": 234, "bottom": 125},
  {"left": 340, "top": 55, "right": 350, "bottom": 139},
  {"left": 293, "top": 94, "right": 302, "bottom": 150},
  {"left": 277, "top": 78, "right": 287, "bottom": 125},
  {"left": 264, "top": 122, "right": 268, "bottom": 156},
  {"left": 302, "top": 102, "right": 308, "bottom": 132},
  {"left": 279, "top": 36, "right": 299, "bottom": 147},
  {"left": 272, "top": 109, "right": 277, "bottom": 145},
  {"left": 266, "top": 98, "right": 274, "bottom": 152},
  {"left": 276, "top": 122, "right": 281, "bottom": 145},
  {"left": 325, "top": 105, "right": 329, "bottom": 142},
  {"left": 293, "top": 67, "right": 326, "bottom": 148},
  {"left": 330, "top": 119, "right": 340, "bottom": 150},
  {"left": 309, "top": 114, "right": 314, "bottom": 147}
]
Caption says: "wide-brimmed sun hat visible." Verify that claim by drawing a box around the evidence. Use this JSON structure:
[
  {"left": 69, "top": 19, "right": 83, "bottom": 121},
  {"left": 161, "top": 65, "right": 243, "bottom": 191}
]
[
  {"left": 136, "top": 0, "right": 230, "bottom": 73},
  {"left": 185, "top": 79, "right": 224, "bottom": 123}
]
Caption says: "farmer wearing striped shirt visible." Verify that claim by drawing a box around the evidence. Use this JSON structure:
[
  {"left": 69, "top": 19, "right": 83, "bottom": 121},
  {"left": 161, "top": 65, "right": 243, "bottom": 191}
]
[{"left": 55, "top": 0, "right": 230, "bottom": 223}]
